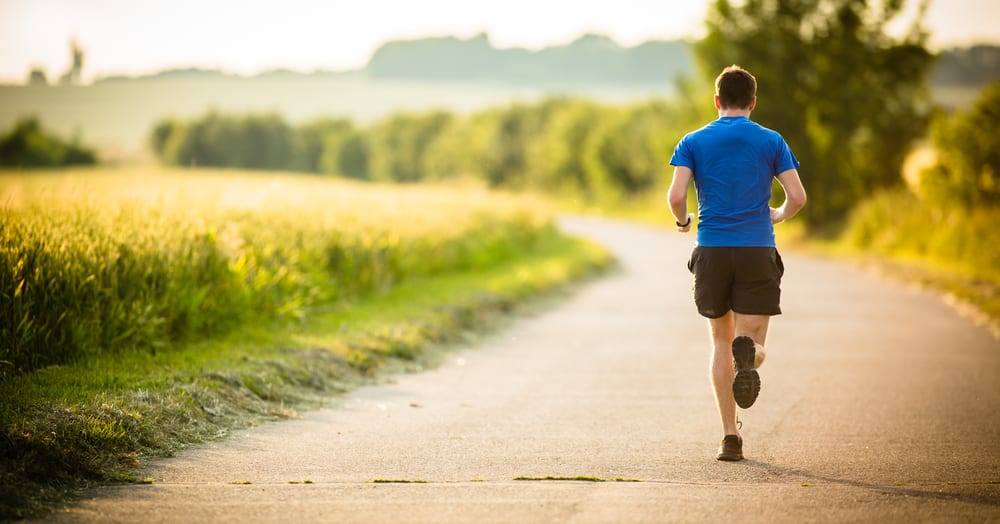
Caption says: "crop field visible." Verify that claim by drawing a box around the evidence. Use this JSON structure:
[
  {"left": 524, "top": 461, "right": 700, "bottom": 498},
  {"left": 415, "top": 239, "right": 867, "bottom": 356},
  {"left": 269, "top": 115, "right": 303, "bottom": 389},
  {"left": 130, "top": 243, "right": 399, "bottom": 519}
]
[{"left": 0, "top": 167, "right": 559, "bottom": 377}]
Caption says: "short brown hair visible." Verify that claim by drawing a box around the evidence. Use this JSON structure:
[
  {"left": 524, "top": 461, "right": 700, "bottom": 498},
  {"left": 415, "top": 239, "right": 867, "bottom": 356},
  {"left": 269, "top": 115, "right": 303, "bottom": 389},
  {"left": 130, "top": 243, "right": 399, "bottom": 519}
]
[{"left": 715, "top": 65, "right": 756, "bottom": 110}]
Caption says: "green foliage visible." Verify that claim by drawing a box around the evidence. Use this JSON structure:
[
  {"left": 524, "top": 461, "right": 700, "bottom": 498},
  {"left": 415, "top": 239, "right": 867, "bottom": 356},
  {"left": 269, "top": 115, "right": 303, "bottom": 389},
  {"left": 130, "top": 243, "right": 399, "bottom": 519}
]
[
  {"left": 149, "top": 119, "right": 177, "bottom": 158},
  {"left": 843, "top": 189, "right": 1000, "bottom": 286},
  {"left": 157, "top": 112, "right": 293, "bottom": 169},
  {"left": 367, "top": 111, "right": 452, "bottom": 182},
  {"left": 421, "top": 115, "right": 488, "bottom": 179},
  {"left": 480, "top": 103, "right": 548, "bottom": 189},
  {"left": 921, "top": 82, "right": 1000, "bottom": 206},
  {"left": 0, "top": 118, "right": 97, "bottom": 167},
  {"left": 292, "top": 118, "right": 369, "bottom": 178},
  {"left": 322, "top": 128, "right": 369, "bottom": 179},
  {"left": 695, "top": 0, "right": 934, "bottom": 225},
  {"left": 453, "top": 96, "right": 700, "bottom": 202},
  {"left": 0, "top": 171, "right": 555, "bottom": 377},
  {"left": 590, "top": 101, "right": 682, "bottom": 196},
  {"left": 525, "top": 99, "right": 602, "bottom": 194},
  {"left": 149, "top": 99, "right": 703, "bottom": 206}
]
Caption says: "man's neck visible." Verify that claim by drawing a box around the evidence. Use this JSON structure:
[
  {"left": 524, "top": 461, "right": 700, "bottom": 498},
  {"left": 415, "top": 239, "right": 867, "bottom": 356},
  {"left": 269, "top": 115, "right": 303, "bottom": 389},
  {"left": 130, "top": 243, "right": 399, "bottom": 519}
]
[{"left": 718, "top": 108, "right": 752, "bottom": 118}]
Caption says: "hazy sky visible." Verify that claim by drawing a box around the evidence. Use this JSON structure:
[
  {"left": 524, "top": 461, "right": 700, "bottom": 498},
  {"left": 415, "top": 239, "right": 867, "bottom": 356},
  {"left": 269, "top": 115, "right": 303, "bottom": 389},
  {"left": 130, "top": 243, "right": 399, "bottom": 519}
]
[{"left": 2, "top": 0, "right": 999, "bottom": 83}]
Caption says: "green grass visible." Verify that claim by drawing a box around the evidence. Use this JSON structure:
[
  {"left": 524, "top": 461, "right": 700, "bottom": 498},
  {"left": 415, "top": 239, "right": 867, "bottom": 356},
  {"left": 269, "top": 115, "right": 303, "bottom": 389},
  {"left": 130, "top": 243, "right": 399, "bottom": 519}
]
[
  {"left": 0, "top": 168, "right": 556, "bottom": 376},
  {"left": 0, "top": 229, "right": 610, "bottom": 519},
  {"left": 370, "top": 479, "right": 430, "bottom": 484},
  {"left": 0, "top": 169, "right": 613, "bottom": 519},
  {"left": 514, "top": 476, "right": 606, "bottom": 482},
  {"left": 512, "top": 475, "right": 640, "bottom": 482}
]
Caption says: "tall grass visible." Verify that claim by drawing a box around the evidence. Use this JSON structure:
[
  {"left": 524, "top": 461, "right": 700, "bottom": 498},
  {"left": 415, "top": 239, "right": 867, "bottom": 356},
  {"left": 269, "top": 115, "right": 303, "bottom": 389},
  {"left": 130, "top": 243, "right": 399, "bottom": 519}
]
[{"left": 0, "top": 168, "right": 553, "bottom": 377}]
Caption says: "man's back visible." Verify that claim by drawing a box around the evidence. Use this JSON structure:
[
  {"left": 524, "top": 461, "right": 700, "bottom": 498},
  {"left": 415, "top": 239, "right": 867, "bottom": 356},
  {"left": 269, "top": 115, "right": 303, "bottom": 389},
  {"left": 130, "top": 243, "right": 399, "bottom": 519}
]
[{"left": 670, "top": 116, "right": 798, "bottom": 247}]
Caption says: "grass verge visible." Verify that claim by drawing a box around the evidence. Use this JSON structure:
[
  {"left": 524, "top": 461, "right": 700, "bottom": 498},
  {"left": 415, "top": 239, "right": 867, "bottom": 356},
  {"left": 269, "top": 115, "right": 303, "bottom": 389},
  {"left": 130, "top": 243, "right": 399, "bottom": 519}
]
[
  {"left": 512, "top": 476, "right": 641, "bottom": 482},
  {"left": 796, "top": 190, "right": 1000, "bottom": 337},
  {"left": 0, "top": 232, "right": 612, "bottom": 520}
]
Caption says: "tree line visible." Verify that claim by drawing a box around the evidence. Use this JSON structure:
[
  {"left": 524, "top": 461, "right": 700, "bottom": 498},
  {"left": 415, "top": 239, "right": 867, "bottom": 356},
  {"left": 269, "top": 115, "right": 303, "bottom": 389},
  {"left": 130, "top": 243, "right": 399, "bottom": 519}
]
[
  {"left": 149, "top": 96, "right": 707, "bottom": 204},
  {"left": 0, "top": 118, "right": 96, "bottom": 167}
]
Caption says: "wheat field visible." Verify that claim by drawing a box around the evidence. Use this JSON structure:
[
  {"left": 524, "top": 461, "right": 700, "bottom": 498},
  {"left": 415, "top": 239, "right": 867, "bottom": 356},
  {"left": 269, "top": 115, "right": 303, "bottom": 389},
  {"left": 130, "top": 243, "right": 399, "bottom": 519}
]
[{"left": 0, "top": 167, "right": 555, "bottom": 376}]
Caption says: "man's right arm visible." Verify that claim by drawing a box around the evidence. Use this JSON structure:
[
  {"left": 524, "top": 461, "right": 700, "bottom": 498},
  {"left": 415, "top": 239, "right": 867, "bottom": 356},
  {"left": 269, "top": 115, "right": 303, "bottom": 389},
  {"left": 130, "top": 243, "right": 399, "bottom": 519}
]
[
  {"left": 771, "top": 169, "right": 807, "bottom": 224},
  {"left": 668, "top": 165, "right": 695, "bottom": 232}
]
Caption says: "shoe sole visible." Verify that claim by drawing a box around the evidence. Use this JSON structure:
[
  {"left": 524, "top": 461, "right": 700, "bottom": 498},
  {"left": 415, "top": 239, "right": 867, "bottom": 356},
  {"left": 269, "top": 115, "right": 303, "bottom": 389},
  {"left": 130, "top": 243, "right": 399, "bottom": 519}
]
[
  {"left": 732, "top": 336, "right": 760, "bottom": 409},
  {"left": 716, "top": 451, "right": 744, "bottom": 461}
]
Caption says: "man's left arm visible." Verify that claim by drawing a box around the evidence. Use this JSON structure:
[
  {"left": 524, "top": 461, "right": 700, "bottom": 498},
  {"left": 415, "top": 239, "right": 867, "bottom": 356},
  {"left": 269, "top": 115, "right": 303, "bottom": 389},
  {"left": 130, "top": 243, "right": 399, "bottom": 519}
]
[
  {"left": 771, "top": 168, "right": 807, "bottom": 223},
  {"left": 668, "top": 165, "right": 694, "bottom": 232}
]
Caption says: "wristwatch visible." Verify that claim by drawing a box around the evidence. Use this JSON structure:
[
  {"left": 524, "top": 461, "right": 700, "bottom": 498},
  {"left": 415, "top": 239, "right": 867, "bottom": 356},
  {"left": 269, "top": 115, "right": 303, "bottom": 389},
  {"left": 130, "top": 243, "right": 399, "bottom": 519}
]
[{"left": 676, "top": 216, "right": 692, "bottom": 227}]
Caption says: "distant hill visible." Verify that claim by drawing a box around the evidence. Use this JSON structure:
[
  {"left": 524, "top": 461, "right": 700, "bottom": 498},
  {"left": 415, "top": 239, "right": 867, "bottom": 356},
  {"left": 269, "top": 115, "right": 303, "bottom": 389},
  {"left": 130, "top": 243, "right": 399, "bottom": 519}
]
[
  {"left": 931, "top": 45, "right": 1000, "bottom": 86},
  {"left": 96, "top": 67, "right": 358, "bottom": 83},
  {"left": 82, "top": 36, "right": 999, "bottom": 90},
  {"left": 363, "top": 34, "right": 1000, "bottom": 88},
  {"left": 365, "top": 33, "right": 694, "bottom": 85}
]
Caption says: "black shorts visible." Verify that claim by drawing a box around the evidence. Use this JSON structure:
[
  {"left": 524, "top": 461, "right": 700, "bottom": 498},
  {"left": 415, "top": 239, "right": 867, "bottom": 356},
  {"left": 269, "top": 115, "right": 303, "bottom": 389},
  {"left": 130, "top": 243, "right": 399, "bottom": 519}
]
[{"left": 686, "top": 246, "right": 784, "bottom": 319}]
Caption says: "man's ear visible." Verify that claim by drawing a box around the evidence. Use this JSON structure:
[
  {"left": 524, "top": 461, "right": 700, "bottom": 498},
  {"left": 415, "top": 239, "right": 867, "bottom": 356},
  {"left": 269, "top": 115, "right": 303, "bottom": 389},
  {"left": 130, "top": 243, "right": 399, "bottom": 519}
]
[
  {"left": 748, "top": 97, "right": 757, "bottom": 111},
  {"left": 714, "top": 95, "right": 722, "bottom": 110}
]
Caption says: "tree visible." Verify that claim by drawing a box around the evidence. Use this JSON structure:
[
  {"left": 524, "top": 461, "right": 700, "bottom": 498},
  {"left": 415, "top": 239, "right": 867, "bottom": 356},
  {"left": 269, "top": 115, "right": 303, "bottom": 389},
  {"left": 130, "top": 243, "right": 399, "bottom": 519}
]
[
  {"left": 155, "top": 112, "right": 292, "bottom": 169},
  {"left": 589, "top": 101, "right": 681, "bottom": 198},
  {"left": 922, "top": 82, "right": 1000, "bottom": 206},
  {"left": 480, "top": 101, "right": 566, "bottom": 189},
  {"left": 292, "top": 118, "right": 353, "bottom": 173},
  {"left": 149, "top": 119, "right": 178, "bottom": 157},
  {"left": 59, "top": 39, "right": 85, "bottom": 85},
  {"left": 696, "top": 0, "right": 934, "bottom": 225},
  {"left": 367, "top": 111, "right": 453, "bottom": 182},
  {"left": 0, "top": 118, "right": 97, "bottom": 167},
  {"left": 27, "top": 68, "right": 47, "bottom": 86},
  {"left": 524, "top": 98, "right": 601, "bottom": 194}
]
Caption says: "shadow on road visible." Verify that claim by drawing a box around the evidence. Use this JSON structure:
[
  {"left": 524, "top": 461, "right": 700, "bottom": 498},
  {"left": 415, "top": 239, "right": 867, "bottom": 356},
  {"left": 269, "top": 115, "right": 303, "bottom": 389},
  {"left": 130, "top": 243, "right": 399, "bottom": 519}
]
[{"left": 739, "top": 460, "right": 1000, "bottom": 508}]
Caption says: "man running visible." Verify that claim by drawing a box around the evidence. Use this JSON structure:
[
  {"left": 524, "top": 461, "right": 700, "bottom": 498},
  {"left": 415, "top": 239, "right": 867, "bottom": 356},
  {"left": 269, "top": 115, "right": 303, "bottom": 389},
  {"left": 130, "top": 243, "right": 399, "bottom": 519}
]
[{"left": 667, "top": 65, "right": 807, "bottom": 461}]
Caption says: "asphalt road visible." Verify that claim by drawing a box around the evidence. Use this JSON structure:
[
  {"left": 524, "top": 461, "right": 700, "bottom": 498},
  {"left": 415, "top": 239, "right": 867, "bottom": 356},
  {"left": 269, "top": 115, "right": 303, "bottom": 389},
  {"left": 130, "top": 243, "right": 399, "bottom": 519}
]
[{"left": 42, "top": 216, "right": 1000, "bottom": 523}]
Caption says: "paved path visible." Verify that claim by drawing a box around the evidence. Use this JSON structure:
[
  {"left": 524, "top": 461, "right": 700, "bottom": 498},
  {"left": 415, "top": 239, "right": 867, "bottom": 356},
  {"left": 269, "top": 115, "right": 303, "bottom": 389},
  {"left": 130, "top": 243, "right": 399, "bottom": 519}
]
[{"left": 43, "top": 217, "right": 1000, "bottom": 523}]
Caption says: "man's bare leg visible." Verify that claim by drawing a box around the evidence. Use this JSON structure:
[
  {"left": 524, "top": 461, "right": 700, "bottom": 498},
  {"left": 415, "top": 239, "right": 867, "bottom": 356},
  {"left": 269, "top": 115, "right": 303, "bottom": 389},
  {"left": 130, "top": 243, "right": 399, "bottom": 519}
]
[
  {"left": 734, "top": 313, "right": 770, "bottom": 369},
  {"left": 708, "top": 311, "right": 739, "bottom": 436},
  {"left": 709, "top": 312, "right": 772, "bottom": 437}
]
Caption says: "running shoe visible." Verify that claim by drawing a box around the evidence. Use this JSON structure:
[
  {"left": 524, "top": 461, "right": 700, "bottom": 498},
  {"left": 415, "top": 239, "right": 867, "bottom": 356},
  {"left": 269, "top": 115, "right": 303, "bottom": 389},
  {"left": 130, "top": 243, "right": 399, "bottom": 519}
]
[
  {"left": 716, "top": 434, "right": 743, "bottom": 461},
  {"left": 732, "top": 335, "right": 760, "bottom": 409}
]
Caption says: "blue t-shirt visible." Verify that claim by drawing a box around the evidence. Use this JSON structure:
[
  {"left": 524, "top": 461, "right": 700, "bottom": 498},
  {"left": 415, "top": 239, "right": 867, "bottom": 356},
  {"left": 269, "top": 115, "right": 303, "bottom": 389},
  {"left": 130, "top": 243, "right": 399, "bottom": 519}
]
[{"left": 670, "top": 116, "right": 800, "bottom": 247}]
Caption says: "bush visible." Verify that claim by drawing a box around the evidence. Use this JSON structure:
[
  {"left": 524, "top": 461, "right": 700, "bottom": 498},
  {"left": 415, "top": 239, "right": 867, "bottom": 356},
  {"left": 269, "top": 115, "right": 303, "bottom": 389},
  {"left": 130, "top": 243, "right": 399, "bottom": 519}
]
[
  {"left": 843, "top": 189, "right": 1000, "bottom": 284},
  {"left": 0, "top": 118, "right": 97, "bottom": 167}
]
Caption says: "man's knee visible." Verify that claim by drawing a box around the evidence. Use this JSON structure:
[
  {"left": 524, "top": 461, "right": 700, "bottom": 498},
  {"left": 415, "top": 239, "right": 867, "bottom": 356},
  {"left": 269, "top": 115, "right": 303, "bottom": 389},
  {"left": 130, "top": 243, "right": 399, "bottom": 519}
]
[{"left": 733, "top": 313, "right": 770, "bottom": 343}]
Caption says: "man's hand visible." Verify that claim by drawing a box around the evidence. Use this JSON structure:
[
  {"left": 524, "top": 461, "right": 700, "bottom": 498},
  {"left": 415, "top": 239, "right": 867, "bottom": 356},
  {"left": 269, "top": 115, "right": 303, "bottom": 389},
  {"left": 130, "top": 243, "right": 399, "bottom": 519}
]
[
  {"left": 770, "top": 207, "right": 783, "bottom": 224},
  {"left": 677, "top": 212, "right": 694, "bottom": 233}
]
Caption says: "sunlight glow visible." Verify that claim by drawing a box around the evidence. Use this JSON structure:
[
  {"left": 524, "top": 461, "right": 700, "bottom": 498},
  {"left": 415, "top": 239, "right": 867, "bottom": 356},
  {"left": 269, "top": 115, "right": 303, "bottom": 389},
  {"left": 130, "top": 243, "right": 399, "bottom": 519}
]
[{"left": 1, "top": 0, "right": 998, "bottom": 83}]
